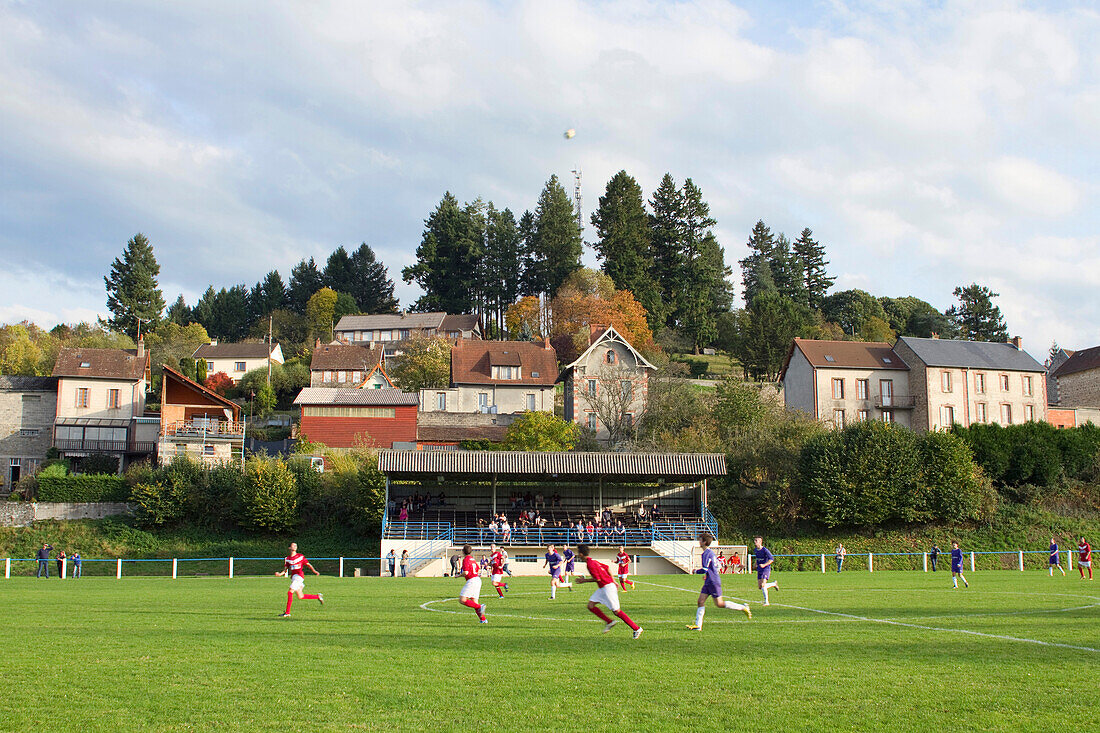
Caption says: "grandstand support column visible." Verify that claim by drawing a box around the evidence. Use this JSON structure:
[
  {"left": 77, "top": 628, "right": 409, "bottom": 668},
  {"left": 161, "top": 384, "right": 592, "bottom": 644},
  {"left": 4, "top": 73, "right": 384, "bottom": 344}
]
[
  {"left": 598, "top": 475, "right": 603, "bottom": 511},
  {"left": 702, "top": 479, "right": 708, "bottom": 507},
  {"left": 491, "top": 474, "right": 497, "bottom": 516}
]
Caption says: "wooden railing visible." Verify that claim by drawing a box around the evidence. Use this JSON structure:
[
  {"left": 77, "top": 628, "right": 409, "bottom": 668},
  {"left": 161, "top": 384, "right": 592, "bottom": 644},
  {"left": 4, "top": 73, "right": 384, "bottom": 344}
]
[{"left": 163, "top": 420, "right": 245, "bottom": 438}]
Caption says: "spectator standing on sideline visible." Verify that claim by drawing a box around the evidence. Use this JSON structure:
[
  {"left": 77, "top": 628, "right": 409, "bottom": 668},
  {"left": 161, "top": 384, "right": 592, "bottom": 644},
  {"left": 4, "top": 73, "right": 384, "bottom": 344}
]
[
  {"left": 36, "top": 543, "right": 52, "bottom": 578},
  {"left": 502, "top": 549, "right": 513, "bottom": 577},
  {"left": 929, "top": 544, "right": 941, "bottom": 572},
  {"left": 450, "top": 554, "right": 461, "bottom": 577},
  {"left": 386, "top": 549, "right": 396, "bottom": 577},
  {"left": 835, "top": 543, "right": 846, "bottom": 573},
  {"left": 400, "top": 550, "right": 409, "bottom": 577},
  {"left": 56, "top": 549, "right": 66, "bottom": 579},
  {"left": 71, "top": 550, "right": 82, "bottom": 579}
]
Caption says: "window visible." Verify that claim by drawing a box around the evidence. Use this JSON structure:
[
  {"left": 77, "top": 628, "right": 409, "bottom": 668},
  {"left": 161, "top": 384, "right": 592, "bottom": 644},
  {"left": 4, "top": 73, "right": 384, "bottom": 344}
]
[
  {"left": 1000, "top": 404, "right": 1012, "bottom": 424},
  {"left": 940, "top": 405, "right": 954, "bottom": 427},
  {"left": 175, "top": 443, "right": 187, "bottom": 455},
  {"left": 833, "top": 409, "right": 845, "bottom": 428},
  {"left": 531, "top": 371, "right": 540, "bottom": 378},
  {"left": 858, "top": 409, "right": 869, "bottom": 422},
  {"left": 75, "top": 388, "right": 89, "bottom": 408},
  {"left": 437, "top": 393, "right": 447, "bottom": 410},
  {"left": 974, "top": 373, "right": 986, "bottom": 394},
  {"left": 21, "top": 394, "right": 40, "bottom": 403},
  {"left": 941, "top": 371, "right": 952, "bottom": 392},
  {"left": 1022, "top": 376, "right": 1033, "bottom": 396},
  {"left": 323, "top": 370, "right": 333, "bottom": 382},
  {"left": 379, "top": 330, "right": 392, "bottom": 341},
  {"left": 832, "top": 378, "right": 844, "bottom": 399},
  {"left": 234, "top": 361, "right": 246, "bottom": 372},
  {"left": 351, "top": 371, "right": 361, "bottom": 383},
  {"left": 337, "top": 371, "right": 347, "bottom": 383},
  {"left": 605, "top": 350, "right": 616, "bottom": 364},
  {"left": 108, "top": 389, "right": 120, "bottom": 409},
  {"left": 302, "top": 406, "right": 397, "bottom": 418},
  {"left": 587, "top": 379, "right": 597, "bottom": 397},
  {"left": 478, "top": 393, "right": 489, "bottom": 409},
  {"left": 621, "top": 380, "right": 633, "bottom": 401},
  {"left": 879, "top": 379, "right": 894, "bottom": 406},
  {"left": 80, "top": 362, "right": 91, "bottom": 368},
  {"left": 624, "top": 413, "right": 634, "bottom": 428},
  {"left": 824, "top": 355, "right": 835, "bottom": 362},
  {"left": 447, "top": 331, "right": 460, "bottom": 339},
  {"left": 999, "top": 374, "right": 1010, "bottom": 391},
  {"left": 975, "top": 403, "right": 988, "bottom": 423},
  {"left": 882, "top": 410, "right": 894, "bottom": 424},
  {"left": 203, "top": 445, "right": 215, "bottom": 456},
  {"left": 586, "top": 413, "right": 598, "bottom": 430},
  {"left": 206, "top": 361, "right": 214, "bottom": 372},
  {"left": 856, "top": 379, "right": 869, "bottom": 400},
  {"left": 525, "top": 394, "right": 536, "bottom": 411},
  {"left": 1025, "top": 404, "right": 1035, "bottom": 421},
  {"left": 19, "top": 428, "right": 40, "bottom": 436}
]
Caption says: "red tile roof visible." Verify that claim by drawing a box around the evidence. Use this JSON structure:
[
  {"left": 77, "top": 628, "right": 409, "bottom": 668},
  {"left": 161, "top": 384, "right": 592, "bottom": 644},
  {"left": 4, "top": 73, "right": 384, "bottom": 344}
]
[
  {"left": 53, "top": 347, "right": 148, "bottom": 380},
  {"left": 450, "top": 341, "right": 558, "bottom": 386},
  {"left": 790, "top": 338, "right": 908, "bottom": 370},
  {"left": 310, "top": 343, "right": 383, "bottom": 371}
]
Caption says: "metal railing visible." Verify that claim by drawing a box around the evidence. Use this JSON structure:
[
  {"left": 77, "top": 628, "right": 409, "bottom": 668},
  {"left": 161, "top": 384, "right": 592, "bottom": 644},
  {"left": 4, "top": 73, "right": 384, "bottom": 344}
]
[
  {"left": 873, "top": 394, "right": 916, "bottom": 408},
  {"left": 164, "top": 420, "right": 246, "bottom": 438},
  {"left": 383, "top": 520, "right": 709, "bottom": 547},
  {"left": 56, "top": 439, "right": 155, "bottom": 453}
]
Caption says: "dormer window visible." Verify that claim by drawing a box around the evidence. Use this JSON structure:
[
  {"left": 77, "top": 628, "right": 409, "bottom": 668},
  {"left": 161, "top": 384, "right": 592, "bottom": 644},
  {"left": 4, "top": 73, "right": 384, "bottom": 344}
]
[
  {"left": 824, "top": 355, "right": 835, "bottom": 362},
  {"left": 80, "top": 362, "right": 91, "bottom": 368},
  {"left": 606, "top": 350, "right": 616, "bottom": 364},
  {"left": 882, "top": 357, "right": 892, "bottom": 364}
]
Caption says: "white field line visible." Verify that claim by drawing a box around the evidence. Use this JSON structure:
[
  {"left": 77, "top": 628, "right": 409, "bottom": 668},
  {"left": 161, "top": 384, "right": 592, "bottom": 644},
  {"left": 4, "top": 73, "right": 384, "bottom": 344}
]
[{"left": 635, "top": 580, "right": 1100, "bottom": 653}]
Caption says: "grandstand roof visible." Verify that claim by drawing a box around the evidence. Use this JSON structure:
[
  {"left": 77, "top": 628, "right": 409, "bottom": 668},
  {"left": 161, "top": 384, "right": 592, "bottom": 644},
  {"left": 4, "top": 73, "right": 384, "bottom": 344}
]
[{"left": 378, "top": 451, "right": 726, "bottom": 479}]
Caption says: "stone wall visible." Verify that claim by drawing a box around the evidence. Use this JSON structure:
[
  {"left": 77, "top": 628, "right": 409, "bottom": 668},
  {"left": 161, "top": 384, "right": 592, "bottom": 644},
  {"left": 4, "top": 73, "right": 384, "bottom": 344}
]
[
  {"left": 417, "top": 412, "right": 517, "bottom": 429},
  {"left": 0, "top": 386, "right": 57, "bottom": 492},
  {"left": 0, "top": 501, "right": 133, "bottom": 527},
  {"left": 1056, "top": 370, "right": 1100, "bottom": 409}
]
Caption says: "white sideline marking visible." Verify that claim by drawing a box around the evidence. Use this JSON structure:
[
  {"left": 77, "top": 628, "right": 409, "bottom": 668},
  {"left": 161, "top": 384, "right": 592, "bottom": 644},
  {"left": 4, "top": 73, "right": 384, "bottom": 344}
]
[{"left": 635, "top": 580, "right": 1100, "bottom": 653}]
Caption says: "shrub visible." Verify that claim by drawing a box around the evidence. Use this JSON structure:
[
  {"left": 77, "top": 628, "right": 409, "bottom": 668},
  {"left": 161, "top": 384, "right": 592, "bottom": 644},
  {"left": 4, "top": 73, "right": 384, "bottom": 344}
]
[
  {"left": 918, "top": 429, "right": 996, "bottom": 523},
  {"left": 81, "top": 453, "right": 120, "bottom": 475},
  {"left": 239, "top": 456, "right": 298, "bottom": 532},
  {"left": 37, "top": 474, "right": 129, "bottom": 502},
  {"left": 129, "top": 479, "right": 187, "bottom": 527}
]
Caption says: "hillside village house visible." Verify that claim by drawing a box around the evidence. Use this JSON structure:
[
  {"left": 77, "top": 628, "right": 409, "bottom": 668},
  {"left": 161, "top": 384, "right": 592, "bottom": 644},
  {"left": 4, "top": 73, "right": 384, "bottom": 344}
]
[
  {"left": 193, "top": 341, "right": 284, "bottom": 384},
  {"left": 0, "top": 376, "right": 58, "bottom": 492},
  {"left": 1048, "top": 345, "right": 1100, "bottom": 427},
  {"left": 560, "top": 325, "right": 655, "bottom": 441},
  {"left": 157, "top": 365, "right": 244, "bottom": 466},
  {"left": 333, "top": 312, "right": 482, "bottom": 352},
  {"left": 294, "top": 387, "right": 418, "bottom": 449},
  {"left": 51, "top": 343, "right": 156, "bottom": 470},
  {"left": 892, "top": 336, "right": 1047, "bottom": 431},
  {"left": 309, "top": 341, "right": 392, "bottom": 388},
  {"left": 420, "top": 339, "right": 558, "bottom": 415},
  {"left": 1046, "top": 346, "right": 1075, "bottom": 406},
  {"left": 780, "top": 339, "right": 913, "bottom": 428}
]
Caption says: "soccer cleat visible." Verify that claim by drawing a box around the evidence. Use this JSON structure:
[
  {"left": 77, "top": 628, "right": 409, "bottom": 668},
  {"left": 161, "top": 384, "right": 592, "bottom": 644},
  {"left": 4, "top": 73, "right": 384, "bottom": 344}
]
[
  {"left": 278, "top": 613, "right": 291, "bottom": 618},
  {"left": 632, "top": 627, "right": 644, "bottom": 639},
  {"left": 603, "top": 619, "right": 620, "bottom": 633},
  {"left": 742, "top": 606, "right": 752, "bottom": 620},
  {"left": 318, "top": 594, "right": 324, "bottom": 605},
  {"left": 504, "top": 583, "right": 509, "bottom": 592},
  {"left": 686, "top": 624, "right": 702, "bottom": 631},
  {"left": 479, "top": 617, "right": 488, "bottom": 624}
]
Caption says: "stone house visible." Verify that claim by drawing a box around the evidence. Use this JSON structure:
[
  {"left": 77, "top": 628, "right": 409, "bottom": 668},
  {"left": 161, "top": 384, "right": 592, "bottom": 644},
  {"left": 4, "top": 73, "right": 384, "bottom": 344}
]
[
  {"left": 1046, "top": 347, "right": 1074, "bottom": 406},
  {"left": 560, "top": 325, "right": 655, "bottom": 440},
  {"left": 1050, "top": 344, "right": 1100, "bottom": 410},
  {"left": 892, "top": 336, "right": 1047, "bottom": 431},
  {"left": 780, "top": 338, "right": 913, "bottom": 428},
  {"left": 157, "top": 365, "right": 244, "bottom": 466},
  {"left": 333, "top": 312, "right": 482, "bottom": 351},
  {"left": 193, "top": 341, "right": 284, "bottom": 384},
  {"left": 309, "top": 342, "right": 392, "bottom": 388},
  {"left": 419, "top": 339, "right": 558, "bottom": 415},
  {"left": 0, "top": 376, "right": 58, "bottom": 492}
]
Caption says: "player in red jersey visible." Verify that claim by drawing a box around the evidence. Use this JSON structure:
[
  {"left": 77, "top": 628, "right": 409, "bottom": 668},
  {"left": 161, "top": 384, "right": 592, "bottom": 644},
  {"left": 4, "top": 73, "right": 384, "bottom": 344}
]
[
  {"left": 489, "top": 543, "right": 508, "bottom": 598},
  {"left": 1078, "top": 536, "right": 1093, "bottom": 580},
  {"left": 458, "top": 544, "right": 488, "bottom": 623},
  {"left": 276, "top": 542, "right": 323, "bottom": 617},
  {"left": 574, "top": 544, "right": 642, "bottom": 639},
  {"left": 615, "top": 546, "right": 635, "bottom": 590}
]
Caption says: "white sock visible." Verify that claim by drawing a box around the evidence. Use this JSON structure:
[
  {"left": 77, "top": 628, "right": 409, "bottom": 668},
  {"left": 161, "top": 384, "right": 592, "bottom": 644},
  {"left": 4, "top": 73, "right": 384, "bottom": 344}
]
[
  {"left": 765, "top": 582, "right": 777, "bottom": 591},
  {"left": 551, "top": 586, "right": 556, "bottom": 599},
  {"left": 725, "top": 601, "right": 748, "bottom": 611},
  {"left": 762, "top": 587, "right": 769, "bottom": 604},
  {"left": 695, "top": 607, "right": 705, "bottom": 627},
  {"left": 953, "top": 578, "right": 957, "bottom": 587}
]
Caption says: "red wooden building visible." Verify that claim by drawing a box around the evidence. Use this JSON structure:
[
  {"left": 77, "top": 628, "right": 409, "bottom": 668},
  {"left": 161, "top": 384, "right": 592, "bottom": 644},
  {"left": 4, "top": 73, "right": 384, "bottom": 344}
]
[{"left": 293, "top": 387, "right": 418, "bottom": 449}]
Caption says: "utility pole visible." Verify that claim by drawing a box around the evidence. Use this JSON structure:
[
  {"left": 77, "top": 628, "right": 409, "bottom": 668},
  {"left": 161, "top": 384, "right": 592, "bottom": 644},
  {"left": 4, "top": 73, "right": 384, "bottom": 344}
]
[{"left": 135, "top": 316, "right": 151, "bottom": 342}]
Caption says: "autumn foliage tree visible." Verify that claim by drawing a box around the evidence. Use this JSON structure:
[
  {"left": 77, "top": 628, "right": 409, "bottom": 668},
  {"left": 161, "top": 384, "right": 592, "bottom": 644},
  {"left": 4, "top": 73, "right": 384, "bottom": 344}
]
[
  {"left": 204, "top": 372, "right": 234, "bottom": 396},
  {"left": 549, "top": 268, "right": 655, "bottom": 362}
]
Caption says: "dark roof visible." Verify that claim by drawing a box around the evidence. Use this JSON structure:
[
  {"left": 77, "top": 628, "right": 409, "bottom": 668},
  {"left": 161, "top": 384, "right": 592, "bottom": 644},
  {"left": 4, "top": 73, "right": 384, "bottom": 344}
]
[
  {"left": 310, "top": 343, "right": 383, "bottom": 371},
  {"left": 193, "top": 342, "right": 276, "bottom": 359},
  {"left": 451, "top": 341, "right": 558, "bottom": 386},
  {"left": 789, "top": 339, "right": 907, "bottom": 371},
  {"left": 293, "top": 388, "right": 419, "bottom": 406},
  {"left": 0, "top": 376, "right": 57, "bottom": 391},
  {"left": 52, "top": 347, "right": 148, "bottom": 380},
  {"left": 440, "top": 313, "right": 481, "bottom": 333},
  {"left": 335, "top": 312, "right": 446, "bottom": 332},
  {"left": 896, "top": 336, "right": 1045, "bottom": 372},
  {"left": 378, "top": 450, "right": 726, "bottom": 479},
  {"left": 1053, "top": 345, "right": 1100, "bottom": 378},
  {"left": 417, "top": 425, "right": 509, "bottom": 443},
  {"left": 161, "top": 365, "right": 241, "bottom": 414}
]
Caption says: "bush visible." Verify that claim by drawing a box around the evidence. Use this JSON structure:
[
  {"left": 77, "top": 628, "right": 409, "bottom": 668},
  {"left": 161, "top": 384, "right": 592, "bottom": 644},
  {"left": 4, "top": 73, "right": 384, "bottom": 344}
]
[
  {"left": 918, "top": 429, "right": 996, "bottom": 524},
  {"left": 673, "top": 358, "right": 709, "bottom": 379},
  {"left": 129, "top": 477, "right": 187, "bottom": 527},
  {"left": 37, "top": 474, "right": 129, "bottom": 502},
  {"left": 81, "top": 453, "right": 120, "bottom": 475},
  {"left": 954, "top": 422, "right": 1100, "bottom": 489},
  {"left": 239, "top": 457, "right": 298, "bottom": 532}
]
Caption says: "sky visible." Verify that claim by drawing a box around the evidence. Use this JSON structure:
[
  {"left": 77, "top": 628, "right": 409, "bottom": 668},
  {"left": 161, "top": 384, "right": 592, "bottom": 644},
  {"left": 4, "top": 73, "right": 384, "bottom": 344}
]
[{"left": 1, "top": 0, "right": 1097, "bottom": 362}]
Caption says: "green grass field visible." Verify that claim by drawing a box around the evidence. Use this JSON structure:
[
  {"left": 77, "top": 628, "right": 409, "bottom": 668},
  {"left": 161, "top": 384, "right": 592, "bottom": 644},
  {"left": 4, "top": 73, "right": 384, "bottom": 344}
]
[{"left": 3, "top": 570, "right": 1097, "bottom": 732}]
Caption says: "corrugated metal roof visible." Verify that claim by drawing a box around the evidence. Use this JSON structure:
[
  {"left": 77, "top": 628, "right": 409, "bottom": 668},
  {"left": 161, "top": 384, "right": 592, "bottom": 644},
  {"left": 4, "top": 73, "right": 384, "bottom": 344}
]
[
  {"left": 897, "top": 336, "right": 1044, "bottom": 371},
  {"left": 378, "top": 450, "right": 726, "bottom": 477},
  {"left": 293, "top": 387, "right": 419, "bottom": 406}
]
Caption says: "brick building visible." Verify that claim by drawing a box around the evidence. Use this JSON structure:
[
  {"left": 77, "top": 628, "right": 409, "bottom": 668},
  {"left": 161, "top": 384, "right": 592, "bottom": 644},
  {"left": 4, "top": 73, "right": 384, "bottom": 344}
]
[
  {"left": 560, "top": 325, "right": 654, "bottom": 441},
  {"left": 294, "top": 388, "right": 418, "bottom": 449},
  {"left": 0, "top": 376, "right": 58, "bottom": 492}
]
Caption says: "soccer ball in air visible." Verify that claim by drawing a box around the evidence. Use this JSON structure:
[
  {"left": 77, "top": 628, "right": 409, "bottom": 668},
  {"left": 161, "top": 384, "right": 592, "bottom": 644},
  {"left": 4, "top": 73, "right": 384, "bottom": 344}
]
[{"left": 563, "top": 129, "right": 576, "bottom": 139}]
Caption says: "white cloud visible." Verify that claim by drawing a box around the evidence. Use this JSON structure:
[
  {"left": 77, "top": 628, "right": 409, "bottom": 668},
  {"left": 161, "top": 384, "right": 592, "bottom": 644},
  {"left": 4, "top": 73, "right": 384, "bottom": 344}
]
[{"left": 986, "top": 156, "right": 1081, "bottom": 217}]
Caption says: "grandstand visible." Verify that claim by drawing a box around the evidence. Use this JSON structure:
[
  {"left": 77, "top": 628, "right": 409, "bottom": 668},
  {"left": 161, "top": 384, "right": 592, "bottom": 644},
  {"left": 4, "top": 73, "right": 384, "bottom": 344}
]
[{"left": 378, "top": 451, "right": 729, "bottom": 577}]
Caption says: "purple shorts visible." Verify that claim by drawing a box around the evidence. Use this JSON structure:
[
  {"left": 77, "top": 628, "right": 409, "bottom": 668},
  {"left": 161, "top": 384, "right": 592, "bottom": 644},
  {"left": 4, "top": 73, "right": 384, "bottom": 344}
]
[
  {"left": 757, "top": 566, "right": 771, "bottom": 581},
  {"left": 700, "top": 578, "right": 722, "bottom": 598}
]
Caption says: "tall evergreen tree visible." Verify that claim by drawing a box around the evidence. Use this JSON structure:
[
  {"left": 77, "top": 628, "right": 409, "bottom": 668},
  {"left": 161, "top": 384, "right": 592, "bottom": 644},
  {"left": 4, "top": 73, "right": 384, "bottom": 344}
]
[
  {"left": 349, "top": 243, "right": 399, "bottom": 313},
  {"left": 166, "top": 295, "right": 191, "bottom": 326},
  {"left": 946, "top": 283, "right": 1009, "bottom": 342},
  {"left": 103, "top": 232, "right": 166, "bottom": 338},
  {"left": 483, "top": 205, "right": 523, "bottom": 334},
  {"left": 517, "top": 210, "right": 540, "bottom": 297},
  {"left": 322, "top": 246, "right": 356, "bottom": 295},
  {"left": 648, "top": 173, "right": 685, "bottom": 328},
  {"left": 288, "top": 258, "right": 323, "bottom": 314},
  {"left": 739, "top": 220, "right": 777, "bottom": 306},
  {"left": 791, "top": 228, "right": 835, "bottom": 309},
  {"left": 402, "top": 192, "right": 480, "bottom": 313},
  {"left": 592, "top": 170, "right": 663, "bottom": 329},
  {"left": 250, "top": 270, "right": 288, "bottom": 319},
  {"left": 676, "top": 178, "right": 731, "bottom": 351},
  {"left": 771, "top": 233, "right": 808, "bottom": 305},
  {"left": 532, "top": 175, "right": 583, "bottom": 297}
]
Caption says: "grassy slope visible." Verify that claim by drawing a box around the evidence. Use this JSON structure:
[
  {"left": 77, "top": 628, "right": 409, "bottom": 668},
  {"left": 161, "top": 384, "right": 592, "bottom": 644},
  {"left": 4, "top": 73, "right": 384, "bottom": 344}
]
[{"left": 1, "top": 572, "right": 1096, "bottom": 732}]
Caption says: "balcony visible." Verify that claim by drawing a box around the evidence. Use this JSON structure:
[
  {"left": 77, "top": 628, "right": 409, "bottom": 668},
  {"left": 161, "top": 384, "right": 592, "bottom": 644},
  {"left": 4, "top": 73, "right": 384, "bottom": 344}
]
[
  {"left": 163, "top": 420, "right": 246, "bottom": 439},
  {"left": 873, "top": 394, "right": 916, "bottom": 409},
  {"left": 56, "top": 439, "right": 155, "bottom": 454}
]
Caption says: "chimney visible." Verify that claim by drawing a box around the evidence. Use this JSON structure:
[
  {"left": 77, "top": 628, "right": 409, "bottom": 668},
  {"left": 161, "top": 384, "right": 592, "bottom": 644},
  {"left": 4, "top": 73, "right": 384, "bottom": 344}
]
[
  {"left": 589, "top": 324, "right": 606, "bottom": 345},
  {"left": 315, "top": 338, "right": 321, "bottom": 349},
  {"left": 210, "top": 338, "right": 218, "bottom": 346},
  {"left": 930, "top": 332, "right": 939, "bottom": 339},
  {"left": 136, "top": 336, "right": 145, "bottom": 360},
  {"left": 543, "top": 336, "right": 552, "bottom": 351},
  {"left": 1011, "top": 336, "right": 1022, "bottom": 350}
]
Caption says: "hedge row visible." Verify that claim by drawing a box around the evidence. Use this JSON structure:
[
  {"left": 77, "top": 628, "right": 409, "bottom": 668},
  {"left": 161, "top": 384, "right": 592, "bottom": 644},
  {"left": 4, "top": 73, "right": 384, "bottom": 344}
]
[{"left": 36, "top": 475, "right": 129, "bottom": 503}]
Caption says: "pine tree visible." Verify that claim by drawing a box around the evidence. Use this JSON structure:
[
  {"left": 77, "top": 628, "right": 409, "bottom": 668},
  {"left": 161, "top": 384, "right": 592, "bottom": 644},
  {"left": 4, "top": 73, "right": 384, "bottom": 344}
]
[
  {"left": 649, "top": 173, "right": 684, "bottom": 328},
  {"left": 483, "top": 205, "right": 522, "bottom": 334},
  {"left": 771, "top": 233, "right": 808, "bottom": 306},
  {"left": 532, "top": 175, "right": 583, "bottom": 297},
  {"left": 349, "top": 243, "right": 399, "bottom": 313},
  {"left": 517, "top": 210, "right": 540, "bottom": 297},
  {"left": 402, "top": 192, "right": 479, "bottom": 313},
  {"left": 739, "top": 221, "right": 777, "bottom": 306},
  {"left": 323, "top": 246, "right": 356, "bottom": 295},
  {"left": 250, "top": 270, "right": 287, "bottom": 319},
  {"left": 103, "top": 233, "right": 166, "bottom": 338},
  {"left": 792, "top": 228, "right": 835, "bottom": 309},
  {"left": 288, "top": 258, "right": 323, "bottom": 314},
  {"left": 166, "top": 295, "right": 191, "bottom": 326},
  {"left": 946, "top": 284, "right": 1009, "bottom": 342},
  {"left": 591, "top": 170, "right": 663, "bottom": 329},
  {"left": 676, "top": 179, "right": 731, "bottom": 351}
]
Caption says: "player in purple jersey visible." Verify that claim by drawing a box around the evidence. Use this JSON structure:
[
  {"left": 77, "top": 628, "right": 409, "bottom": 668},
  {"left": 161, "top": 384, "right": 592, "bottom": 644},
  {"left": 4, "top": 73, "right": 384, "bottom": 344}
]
[
  {"left": 1048, "top": 537, "right": 1066, "bottom": 577},
  {"left": 950, "top": 540, "right": 968, "bottom": 588},
  {"left": 687, "top": 533, "right": 751, "bottom": 630},
  {"left": 562, "top": 546, "right": 577, "bottom": 585},
  {"left": 753, "top": 536, "right": 778, "bottom": 605},
  {"left": 542, "top": 545, "right": 571, "bottom": 599}
]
